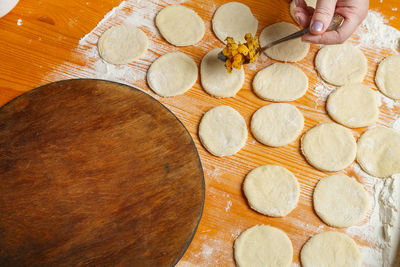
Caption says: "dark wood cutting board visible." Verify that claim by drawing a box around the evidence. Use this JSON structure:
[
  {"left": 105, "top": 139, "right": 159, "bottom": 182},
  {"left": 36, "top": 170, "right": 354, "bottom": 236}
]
[{"left": 0, "top": 79, "right": 204, "bottom": 266}]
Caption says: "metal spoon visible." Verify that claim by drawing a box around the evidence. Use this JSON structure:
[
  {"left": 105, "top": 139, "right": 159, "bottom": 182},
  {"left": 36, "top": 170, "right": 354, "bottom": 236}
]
[{"left": 218, "top": 14, "right": 345, "bottom": 63}]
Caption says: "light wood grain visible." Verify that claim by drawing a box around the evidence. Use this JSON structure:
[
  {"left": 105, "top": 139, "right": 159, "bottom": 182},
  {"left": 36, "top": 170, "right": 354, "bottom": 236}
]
[{"left": 1, "top": 0, "right": 399, "bottom": 265}]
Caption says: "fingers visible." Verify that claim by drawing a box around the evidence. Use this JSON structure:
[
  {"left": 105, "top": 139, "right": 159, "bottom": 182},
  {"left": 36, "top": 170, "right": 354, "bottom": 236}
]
[
  {"left": 294, "top": 8, "right": 312, "bottom": 27},
  {"left": 302, "top": 13, "right": 360, "bottom": 44},
  {"left": 309, "top": 0, "right": 337, "bottom": 34}
]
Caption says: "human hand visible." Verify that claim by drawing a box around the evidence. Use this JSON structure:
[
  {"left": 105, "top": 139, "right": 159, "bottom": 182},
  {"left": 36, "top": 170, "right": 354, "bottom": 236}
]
[{"left": 293, "top": 0, "right": 369, "bottom": 44}]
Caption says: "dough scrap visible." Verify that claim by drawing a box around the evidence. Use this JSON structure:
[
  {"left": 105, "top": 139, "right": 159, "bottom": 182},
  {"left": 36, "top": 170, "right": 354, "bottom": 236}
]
[
  {"left": 251, "top": 103, "right": 304, "bottom": 147},
  {"left": 199, "top": 105, "right": 247, "bottom": 157},
  {"left": 200, "top": 49, "right": 245, "bottom": 98},
  {"left": 156, "top": 5, "right": 205, "bottom": 46},
  {"left": 327, "top": 84, "right": 379, "bottom": 128},
  {"left": 313, "top": 174, "right": 370, "bottom": 228},
  {"left": 301, "top": 122, "right": 356, "bottom": 172},
  {"left": 375, "top": 55, "right": 400, "bottom": 100},
  {"left": 98, "top": 25, "right": 148, "bottom": 65},
  {"left": 147, "top": 52, "right": 198, "bottom": 97},
  {"left": 259, "top": 22, "right": 310, "bottom": 62},
  {"left": 301, "top": 231, "right": 362, "bottom": 267},
  {"left": 315, "top": 43, "right": 367, "bottom": 86},
  {"left": 289, "top": 0, "right": 317, "bottom": 23},
  {"left": 357, "top": 127, "right": 400, "bottom": 178},
  {"left": 212, "top": 2, "right": 258, "bottom": 44},
  {"left": 234, "top": 225, "right": 293, "bottom": 267},
  {"left": 243, "top": 165, "right": 300, "bottom": 217},
  {"left": 253, "top": 63, "right": 308, "bottom": 101}
]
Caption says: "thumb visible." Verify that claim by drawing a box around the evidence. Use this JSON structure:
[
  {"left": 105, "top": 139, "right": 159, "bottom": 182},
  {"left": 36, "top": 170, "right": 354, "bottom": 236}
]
[{"left": 310, "top": 0, "right": 337, "bottom": 34}]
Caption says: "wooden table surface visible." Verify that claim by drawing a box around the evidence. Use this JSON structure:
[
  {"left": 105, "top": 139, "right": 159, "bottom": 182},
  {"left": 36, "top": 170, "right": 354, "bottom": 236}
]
[{"left": 1, "top": 0, "right": 399, "bottom": 266}]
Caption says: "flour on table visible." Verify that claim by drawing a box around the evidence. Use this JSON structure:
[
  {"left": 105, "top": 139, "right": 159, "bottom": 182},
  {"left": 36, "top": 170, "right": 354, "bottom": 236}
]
[
  {"left": 355, "top": 11, "right": 400, "bottom": 52},
  {"left": 346, "top": 164, "right": 400, "bottom": 267}
]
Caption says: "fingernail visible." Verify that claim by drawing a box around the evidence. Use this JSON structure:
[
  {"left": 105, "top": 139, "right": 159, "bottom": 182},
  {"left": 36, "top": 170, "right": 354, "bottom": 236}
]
[
  {"left": 295, "top": 0, "right": 300, "bottom": 6},
  {"left": 311, "top": 20, "right": 324, "bottom": 32}
]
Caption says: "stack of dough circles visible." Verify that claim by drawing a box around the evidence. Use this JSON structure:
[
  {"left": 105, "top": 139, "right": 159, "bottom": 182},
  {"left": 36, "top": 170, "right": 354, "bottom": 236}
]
[
  {"left": 301, "top": 122, "right": 356, "bottom": 172},
  {"left": 199, "top": 106, "right": 247, "bottom": 157},
  {"left": 253, "top": 63, "right": 308, "bottom": 101},
  {"left": 212, "top": 2, "right": 258, "bottom": 44},
  {"left": 315, "top": 43, "right": 367, "bottom": 86},
  {"left": 289, "top": 0, "right": 317, "bottom": 22},
  {"left": 313, "top": 174, "right": 369, "bottom": 228},
  {"left": 147, "top": 52, "right": 198, "bottom": 97},
  {"left": 251, "top": 104, "right": 304, "bottom": 147},
  {"left": 98, "top": 25, "right": 148, "bottom": 65},
  {"left": 259, "top": 22, "right": 310, "bottom": 62},
  {"left": 357, "top": 127, "right": 400, "bottom": 178},
  {"left": 243, "top": 165, "right": 300, "bottom": 217},
  {"left": 375, "top": 55, "right": 400, "bottom": 100},
  {"left": 301, "top": 231, "right": 362, "bottom": 267},
  {"left": 327, "top": 84, "right": 379, "bottom": 128},
  {"left": 200, "top": 49, "right": 245, "bottom": 98},
  {"left": 234, "top": 225, "right": 293, "bottom": 267},
  {"left": 155, "top": 5, "right": 205, "bottom": 46}
]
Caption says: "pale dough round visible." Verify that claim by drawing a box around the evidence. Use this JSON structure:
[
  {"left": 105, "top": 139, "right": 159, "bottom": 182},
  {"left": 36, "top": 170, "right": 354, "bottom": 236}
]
[
  {"left": 313, "top": 174, "right": 369, "bottom": 228},
  {"left": 199, "top": 106, "right": 247, "bottom": 157},
  {"left": 200, "top": 49, "right": 245, "bottom": 98},
  {"left": 0, "top": 0, "right": 19, "bottom": 18},
  {"left": 212, "top": 2, "right": 258, "bottom": 44},
  {"left": 259, "top": 22, "right": 310, "bottom": 62},
  {"left": 147, "top": 52, "right": 198, "bottom": 97},
  {"left": 327, "top": 84, "right": 379, "bottom": 128},
  {"left": 243, "top": 165, "right": 300, "bottom": 217},
  {"left": 253, "top": 63, "right": 308, "bottom": 101},
  {"left": 301, "top": 231, "right": 362, "bottom": 267},
  {"left": 375, "top": 55, "right": 400, "bottom": 100},
  {"left": 301, "top": 122, "right": 356, "bottom": 172},
  {"left": 156, "top": 5, "right": 205, "bottom": 46},
  {"left": 98, "top": 25, "right": 148, "bottom": 65},
  {"left": 234, "top": 225, "right": 293, "bottom": 267},
  {"left": 315, "top": 43, "right": 367, "bottom": 86},
  {"left": 289, "top": 0, "right": 317, "bottom": 22},
  {"left": 357, "top": 127, "right": 400, "bottom": 178},
  {"left": 251, "top": 104, "right": 304, "bottom": 147}
]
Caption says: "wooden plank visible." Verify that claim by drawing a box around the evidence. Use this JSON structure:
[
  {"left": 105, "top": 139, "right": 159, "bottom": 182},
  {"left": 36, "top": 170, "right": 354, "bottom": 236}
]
[{"left": 0, "top": 0, "right": 399, "bottom": 265}]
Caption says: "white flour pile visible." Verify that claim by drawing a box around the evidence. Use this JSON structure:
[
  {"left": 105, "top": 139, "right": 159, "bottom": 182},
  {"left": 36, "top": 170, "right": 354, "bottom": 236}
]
[{"left": 355, "top": 10, "right": 400, "bottom": 52}]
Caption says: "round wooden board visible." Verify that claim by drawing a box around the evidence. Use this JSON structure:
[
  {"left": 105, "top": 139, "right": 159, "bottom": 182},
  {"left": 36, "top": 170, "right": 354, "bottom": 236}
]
[{"left": 0, "top": 79, "right": 205, "bottom": 266}]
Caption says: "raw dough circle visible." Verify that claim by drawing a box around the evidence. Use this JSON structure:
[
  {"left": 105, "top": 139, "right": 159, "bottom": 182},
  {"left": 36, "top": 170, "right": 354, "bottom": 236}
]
[
  {"left": 357, "top": 127, "right": 400, "bottom": 178},
  {"left": 147, "top": 52, "right": 198, "bottom": 97},
  {"left": 155, "top": 5, "right": 205, "bottom": 46},
  {"left": 251, "top": 104, "right": 304, "bottom": 147},
  {"left": 200, "top": 49, "right": 245, "bottom": 98},
  {"left": 0, "top": 0, "right": 19, "bottom": 18},
  {"left": 289, "top": 0, "right": 317, "bottom": 22},
  {"left": 301, "top": 122, "right": 356, "bottom": 172},
  {"left": 375, "top": 55, "right": 400, "bottom": 100},
  {"left": 243, "top": 165, "right": 300, "bottom": 217},
  {"left": 315, "top": 43, "right": 367, "bottom": 86},
  {"left": 253, "top": 63, "right": 308, "bottom": 101},
  {"left": 98, "top": 25, "right": 148, "bottom": 65},
  {"left": 259, "top": 22, "right": 310, "bottom": 62},
  {"left": 327, "top": 84, "right": 379, "bottom": 128},
  {"left": 234, "top": 225, "right": 293, "bottom": 267},
  {"left": 301, "top": 231, "right": 362, "bottom": 267},
  {"left": 313, "top": 174, "right": 369, "bottom": 228},
  {"left": 199, "top": 106, "right": 247, "bottom": 157},
  {"left": 212, "top": 2, "right": 258, "bottom": 44}
]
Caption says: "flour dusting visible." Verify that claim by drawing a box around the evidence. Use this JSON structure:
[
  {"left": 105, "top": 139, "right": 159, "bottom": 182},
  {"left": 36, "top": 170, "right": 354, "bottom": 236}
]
[{"left": 355, "top": 10, "right": 400, "bottom": 52}]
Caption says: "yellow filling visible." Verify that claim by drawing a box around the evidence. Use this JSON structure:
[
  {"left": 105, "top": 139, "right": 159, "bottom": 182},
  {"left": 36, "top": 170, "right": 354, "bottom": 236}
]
[{"left": 222, "top": 33, "right": 260, "bottom": 73}]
